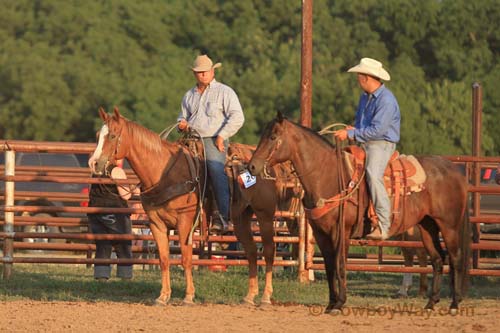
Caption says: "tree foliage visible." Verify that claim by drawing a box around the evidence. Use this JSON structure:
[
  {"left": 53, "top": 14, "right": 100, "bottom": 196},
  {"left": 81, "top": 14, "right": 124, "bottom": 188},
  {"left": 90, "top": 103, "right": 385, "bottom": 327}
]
[{"left": 0, "top": 0, "right": 498, "bottom": 155}]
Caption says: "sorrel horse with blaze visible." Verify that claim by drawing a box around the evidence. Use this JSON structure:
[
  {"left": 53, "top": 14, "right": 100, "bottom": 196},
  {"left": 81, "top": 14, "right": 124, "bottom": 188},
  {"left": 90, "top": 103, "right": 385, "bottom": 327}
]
[
  {"left": 89, "top": 107, "right": 296, "bottom": 306},
  {"left": 248, "top": 112, "right": 470, "bottom": 314}
]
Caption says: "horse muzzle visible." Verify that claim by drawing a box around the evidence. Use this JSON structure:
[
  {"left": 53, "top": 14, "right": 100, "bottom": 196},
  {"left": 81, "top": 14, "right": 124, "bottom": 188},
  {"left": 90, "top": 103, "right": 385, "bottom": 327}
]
[
  {"left": 92, "top": 158, "right": 110, "bottom": 176},
  {"left": 248, "top": 159, "right": 264, "bottom": 176}
]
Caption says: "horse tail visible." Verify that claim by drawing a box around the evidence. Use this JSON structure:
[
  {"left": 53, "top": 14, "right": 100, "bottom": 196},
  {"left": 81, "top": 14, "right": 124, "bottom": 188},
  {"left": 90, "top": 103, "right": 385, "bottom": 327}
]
[{"left": 458, "top": 208, "right": 472, "bottom": 295}]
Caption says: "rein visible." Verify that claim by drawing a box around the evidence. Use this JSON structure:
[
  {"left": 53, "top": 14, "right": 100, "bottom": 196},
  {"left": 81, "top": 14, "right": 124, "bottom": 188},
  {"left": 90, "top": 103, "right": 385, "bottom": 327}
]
[
  {"left": 284, "top": 121, "right": 366, "bottom": 220},
  {"left": 335, "top": 136, "right": 347, "bottom": 289}
]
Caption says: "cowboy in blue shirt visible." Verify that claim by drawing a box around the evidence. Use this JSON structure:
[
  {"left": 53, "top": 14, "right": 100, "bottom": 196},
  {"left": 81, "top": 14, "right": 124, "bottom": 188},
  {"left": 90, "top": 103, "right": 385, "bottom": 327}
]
[{"left": 335, "top": 58, "right": 401, "bottom": 240}]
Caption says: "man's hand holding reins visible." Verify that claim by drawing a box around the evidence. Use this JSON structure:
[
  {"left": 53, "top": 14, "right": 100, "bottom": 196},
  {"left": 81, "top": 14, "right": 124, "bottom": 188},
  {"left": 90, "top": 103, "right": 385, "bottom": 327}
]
[
  {"left": 178, "top": 119, "right": 190, "bottom": 132},
  {"left": 333, "top": 125, "right": 354, "bottom": 141}
]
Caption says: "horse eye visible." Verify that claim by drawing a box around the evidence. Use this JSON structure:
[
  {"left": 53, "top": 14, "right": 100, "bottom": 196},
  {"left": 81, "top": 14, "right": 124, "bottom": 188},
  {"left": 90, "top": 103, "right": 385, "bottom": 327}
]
[
  {"left": 270, "top": 134, "right": 277, "bottom": 140},
  {"left": 109, "top": 134, "right": 116, "bottom": 140}
]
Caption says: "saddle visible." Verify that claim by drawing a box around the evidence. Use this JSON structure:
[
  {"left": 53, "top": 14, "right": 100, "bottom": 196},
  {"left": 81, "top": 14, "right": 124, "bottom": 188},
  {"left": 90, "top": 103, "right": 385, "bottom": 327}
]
[
  {"left": 225, "top": 143, "right": 301, "bottom": 200},
  {"left": 140, "top": 142, "right": 200, "bottom": 208},
  {"left": 343, "top": 145, "right": 426, "bottom": 236}
]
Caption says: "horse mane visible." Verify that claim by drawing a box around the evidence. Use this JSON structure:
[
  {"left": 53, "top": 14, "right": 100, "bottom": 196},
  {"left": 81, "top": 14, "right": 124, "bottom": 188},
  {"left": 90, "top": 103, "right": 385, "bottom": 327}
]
[
  {"left": 125, "top": 119, "right": 167, "bottom": 155},
  {"left": 285, "top": 118, "right": 336, "bottom": 150}
]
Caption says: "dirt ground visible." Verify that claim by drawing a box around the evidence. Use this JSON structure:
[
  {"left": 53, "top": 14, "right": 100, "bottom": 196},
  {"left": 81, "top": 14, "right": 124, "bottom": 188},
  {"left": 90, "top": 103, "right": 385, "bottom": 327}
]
[{"left": 0, "top": 300, "right": 498, "bottom": 332}]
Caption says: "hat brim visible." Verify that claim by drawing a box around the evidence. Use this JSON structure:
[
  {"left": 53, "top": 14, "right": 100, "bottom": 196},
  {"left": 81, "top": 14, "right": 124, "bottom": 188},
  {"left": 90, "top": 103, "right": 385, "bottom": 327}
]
[
  {"left": 348, "top": 65, "right": 390, "bottom": 81},
  {"left": 191, "top": 62, "right": 222, "bottom": 72}
]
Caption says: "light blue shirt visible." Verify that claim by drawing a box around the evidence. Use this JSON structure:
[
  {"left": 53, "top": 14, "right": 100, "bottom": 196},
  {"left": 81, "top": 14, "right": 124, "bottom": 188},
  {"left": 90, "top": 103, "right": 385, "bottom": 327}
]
[
  {"left": 178, "top": 79, "right": 244, "bottom": 139},
  {"left": 347, "top": 84, "right": 400, "bottom": 143}
]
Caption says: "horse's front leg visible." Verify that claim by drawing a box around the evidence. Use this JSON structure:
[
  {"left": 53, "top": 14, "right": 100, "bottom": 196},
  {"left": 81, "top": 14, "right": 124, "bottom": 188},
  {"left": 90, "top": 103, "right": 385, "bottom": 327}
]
[
  {"left": 312, "top": 229, "right": 338, "bottom": 313},
  {"left": 255, "top": 210, "right": 276, "bottom": 306},
  {"left": 233, "top": 208, "right": 259, "bottom": 305},
  {"left": 149, "top": 223, "right": 171, "bottom": 306},
  {"left": 334, "top": 233, "right": 350, "bottom": 308},
  {"left": 178, "top": 215, "right": 195, "bottom": 305}
]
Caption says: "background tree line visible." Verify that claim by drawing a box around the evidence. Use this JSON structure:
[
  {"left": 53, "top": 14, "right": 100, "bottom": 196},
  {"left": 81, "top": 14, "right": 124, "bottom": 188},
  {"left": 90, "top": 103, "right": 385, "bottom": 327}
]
[{"left": 0, "top": 0, "right": 498, "bottom": 156}]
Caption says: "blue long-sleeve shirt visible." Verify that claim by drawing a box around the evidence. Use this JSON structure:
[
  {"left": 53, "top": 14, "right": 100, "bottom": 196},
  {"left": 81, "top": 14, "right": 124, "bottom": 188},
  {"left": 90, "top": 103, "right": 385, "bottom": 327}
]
[{"left": 347, "top": 85, "right": 400, "bottom": 143}]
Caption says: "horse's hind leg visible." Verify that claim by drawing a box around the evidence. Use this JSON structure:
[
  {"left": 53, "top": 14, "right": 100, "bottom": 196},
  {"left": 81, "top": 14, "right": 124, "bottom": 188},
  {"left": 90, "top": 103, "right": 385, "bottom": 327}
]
[
  {"left": 255, "top": 208, "right": 276, "bottom": 306},
  {"left": 416, "top": 248, "right": 429, "bottom": 297},
  {"left": 149, "top": 222, "right": 172, "bottom": 305},
  {"left": 233, "top": 207, "right": 259, "bottom": 305},
  {"left": 398, "top": 248, "right": 414, "bottom": 298},
  {"left": 417, "top": 218, "right": 445, "bottom": 310},
  {"left": 440, "top": 225, "right": 467, "bottom": 312}
]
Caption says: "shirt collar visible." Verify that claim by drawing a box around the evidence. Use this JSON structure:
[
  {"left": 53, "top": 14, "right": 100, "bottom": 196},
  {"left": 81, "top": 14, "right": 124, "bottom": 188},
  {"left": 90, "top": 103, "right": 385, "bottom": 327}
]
[
  {"left": 193, "top": 78, "right": 218, "bottom": 94},
  {"left": 369, "top": 84, "right": 385, "bottom": 99}
]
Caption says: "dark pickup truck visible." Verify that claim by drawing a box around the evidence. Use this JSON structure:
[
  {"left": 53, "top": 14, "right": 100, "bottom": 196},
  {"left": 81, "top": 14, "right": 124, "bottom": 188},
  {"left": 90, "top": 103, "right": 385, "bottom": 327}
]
[{"left": 0, "top": 152, "right": 89, "bottom": 243}]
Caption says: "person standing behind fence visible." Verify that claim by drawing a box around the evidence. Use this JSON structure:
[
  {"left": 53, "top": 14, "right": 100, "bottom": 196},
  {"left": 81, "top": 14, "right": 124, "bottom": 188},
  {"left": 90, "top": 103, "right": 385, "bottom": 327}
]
[{"left": 87, "top": 159, "right": 134, "bottom": 281}]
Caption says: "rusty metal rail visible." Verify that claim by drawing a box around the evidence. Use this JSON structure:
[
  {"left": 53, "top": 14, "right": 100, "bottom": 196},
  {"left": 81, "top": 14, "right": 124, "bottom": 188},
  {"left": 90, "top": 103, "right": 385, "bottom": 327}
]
[{"left": 1, "top": 139, "right": 500, "bottom": 281}]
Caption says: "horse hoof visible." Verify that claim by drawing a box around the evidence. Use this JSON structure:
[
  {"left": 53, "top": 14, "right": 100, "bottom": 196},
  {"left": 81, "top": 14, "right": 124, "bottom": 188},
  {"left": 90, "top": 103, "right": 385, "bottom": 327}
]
[
  {"left": 393, "top": 293, "right": 408, "bottom": 299},
  {"left": 424, "top": 300, "right": 438, "bottom": 311},
  {"left": 241, "top": 298, "right": 256, "bottom": 307},
  {"left": 326, "top": 308, "right": 342, "bottom": 315},
  {"left": 324, "top": 304, "right": 342, "bottom": 315},
  {"left": 182, "top": 299, "right": 195, "bottom": 306},
  {"left": 259, "top": 300, "right": 272, "bottom": 309},
  {"left": 154, "top": 298, "right": 168, "bottom": 307},
  {"left": 449, "top": 308, "right": 458, "bottom": 315}
]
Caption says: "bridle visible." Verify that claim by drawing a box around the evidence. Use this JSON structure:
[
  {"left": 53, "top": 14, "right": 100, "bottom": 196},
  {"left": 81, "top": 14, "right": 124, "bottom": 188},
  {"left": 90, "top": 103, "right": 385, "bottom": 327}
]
[
  {"left": 102, "top": 122, "right": 124, "bottom": 176},
  {"left": 259, "top": 122, "right": 316, "bottom": 181},
  {"left": 259, "top": 121, "right": 284, "bottom": 180},
  {"left": 94, "top": 121, "right": 140, "bottom": 197}
]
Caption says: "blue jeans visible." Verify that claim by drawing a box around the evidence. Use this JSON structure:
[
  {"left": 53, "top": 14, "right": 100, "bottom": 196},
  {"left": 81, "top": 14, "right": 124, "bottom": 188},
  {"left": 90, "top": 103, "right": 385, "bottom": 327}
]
[
  {"left": 88, "top": 213, "right": 133, "bottom": 279},
  {"left": 203, "top": 137, "right": 230, "bottom": 220},
  {"left": 362, "top": 141, "right": 396, "bottom": 234}
]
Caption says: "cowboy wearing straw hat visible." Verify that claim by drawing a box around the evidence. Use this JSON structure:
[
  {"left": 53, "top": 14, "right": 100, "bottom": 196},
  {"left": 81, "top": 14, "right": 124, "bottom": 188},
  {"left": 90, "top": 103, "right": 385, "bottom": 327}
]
[
  {"left": 177, "top": 54, "right": 244, "bottom": 234},
  {"left": 334, "top": 57, "right": 401, "bottom": 240}
]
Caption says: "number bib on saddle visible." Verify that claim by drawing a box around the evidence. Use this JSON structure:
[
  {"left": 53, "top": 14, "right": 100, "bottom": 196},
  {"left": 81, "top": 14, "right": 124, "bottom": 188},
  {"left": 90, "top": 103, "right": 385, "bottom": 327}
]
[{"left": 238, "top": 170, "right": 257, "bottom": 188}]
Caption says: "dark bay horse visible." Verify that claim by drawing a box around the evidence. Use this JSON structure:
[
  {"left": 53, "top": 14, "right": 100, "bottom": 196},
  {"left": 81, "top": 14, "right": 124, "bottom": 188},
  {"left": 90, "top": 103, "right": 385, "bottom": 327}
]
[
  {"left": 248, "top": 112, "right": 470, "bottom": 314},
  {"left": 90, "top": 107, "right": 298, "bottom": 306}
]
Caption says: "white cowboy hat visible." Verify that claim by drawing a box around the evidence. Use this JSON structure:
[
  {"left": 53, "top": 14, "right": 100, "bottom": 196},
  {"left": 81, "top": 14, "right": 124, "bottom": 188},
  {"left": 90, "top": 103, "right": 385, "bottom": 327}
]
[
  {"left": 347, "top": 57, "right": 391, "bottom": 81},
  {"left": 191, "top": 55, "right": 222, "bottom": 72}
]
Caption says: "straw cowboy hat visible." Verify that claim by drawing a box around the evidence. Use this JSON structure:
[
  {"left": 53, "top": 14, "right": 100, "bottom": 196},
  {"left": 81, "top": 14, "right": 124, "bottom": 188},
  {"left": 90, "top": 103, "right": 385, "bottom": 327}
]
[
  {"left": 191, "top": 55, "right": 222, "bottom": 72},
  {"left": 347, "top": 57, "right": 391, "bottom": 81}
]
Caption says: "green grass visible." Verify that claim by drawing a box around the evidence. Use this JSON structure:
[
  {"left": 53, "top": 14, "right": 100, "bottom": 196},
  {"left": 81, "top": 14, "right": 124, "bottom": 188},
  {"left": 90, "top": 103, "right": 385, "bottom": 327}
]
[{"left": 1, "top": 264, "right": 498, "bottom": 306}]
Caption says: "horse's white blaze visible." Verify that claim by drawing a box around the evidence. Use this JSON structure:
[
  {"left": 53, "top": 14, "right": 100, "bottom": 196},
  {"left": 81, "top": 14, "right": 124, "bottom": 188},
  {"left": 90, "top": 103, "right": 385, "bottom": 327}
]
[{"left": 89, "top": 124, "right": 109, "bottom": 172}]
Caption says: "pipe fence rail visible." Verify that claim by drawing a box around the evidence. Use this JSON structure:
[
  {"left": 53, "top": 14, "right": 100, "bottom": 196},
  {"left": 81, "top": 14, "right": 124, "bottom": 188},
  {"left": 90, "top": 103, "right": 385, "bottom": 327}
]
[{"left": 1, "top": 140, "right": 500, "bottom": 281}]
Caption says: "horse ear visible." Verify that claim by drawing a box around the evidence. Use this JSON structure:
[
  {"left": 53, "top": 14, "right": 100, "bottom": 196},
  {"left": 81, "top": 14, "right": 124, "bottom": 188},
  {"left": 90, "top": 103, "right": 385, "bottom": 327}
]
[
  {"left": 99, "top": 107, "right": 107, "bottom": 121},
  {"left": 113, "top": 106, "right": 121, "bottom": 120},
  {"left": 277, "top": 111, "right": 285, "bottom": 123}
]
